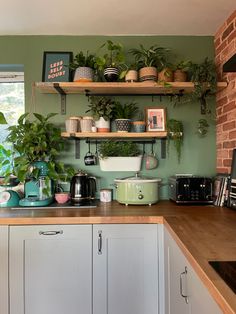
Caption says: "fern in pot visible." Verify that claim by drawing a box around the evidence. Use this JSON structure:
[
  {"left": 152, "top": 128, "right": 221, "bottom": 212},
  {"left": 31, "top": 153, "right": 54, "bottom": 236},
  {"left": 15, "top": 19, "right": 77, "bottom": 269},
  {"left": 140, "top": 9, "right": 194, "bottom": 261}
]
[
  {"left": 113, "top": 101, "right": 139, "bottom": 132},
  {"left": 99, "top": 140, "right": 142, "bottom": 171},
  {"left": 86, "top": 96, "right": 116, "bottom": 132}
]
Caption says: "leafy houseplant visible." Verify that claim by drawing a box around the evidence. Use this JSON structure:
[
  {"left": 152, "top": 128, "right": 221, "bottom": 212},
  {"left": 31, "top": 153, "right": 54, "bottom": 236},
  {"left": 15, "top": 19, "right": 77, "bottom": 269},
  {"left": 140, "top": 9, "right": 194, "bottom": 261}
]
[
  {"left": 167, "top": 119, "right": 184, "bottom": 163},
  {"left": 129, "top": 44, "right": 169, "bottom": 81},
  {"left": 69, "top": 51, "right": 96, "bottom": 82},
  {"left": 86, "top": 96, "right": 116, "bottom": 132},
  {"left": 113, "top": 101, "right": 139, "bottom": 132},
  {"left": 173, "top": 60, "right": 191, "bottom": 82},
  {"left": 99, "top": 140, "right": 142, "bottom": 171},
  {"left": 5, "top": 113, "right": 75, "bottom": 190},
  {"left": 189, "top": 57, "right": 217, "bottom": 114},
  {"left": 95, "top": 40, "right": 126, "bottom": 81},
  {"left": 99, "top": 140, "right": 140, "bottom": 158}
]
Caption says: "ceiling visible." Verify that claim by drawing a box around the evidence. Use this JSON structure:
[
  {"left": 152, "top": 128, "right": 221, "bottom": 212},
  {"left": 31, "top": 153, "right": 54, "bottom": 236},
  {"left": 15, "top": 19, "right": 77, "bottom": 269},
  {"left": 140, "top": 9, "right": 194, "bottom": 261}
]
[{"left": 0, "top": 0, "right": 235, "bottom": 36}]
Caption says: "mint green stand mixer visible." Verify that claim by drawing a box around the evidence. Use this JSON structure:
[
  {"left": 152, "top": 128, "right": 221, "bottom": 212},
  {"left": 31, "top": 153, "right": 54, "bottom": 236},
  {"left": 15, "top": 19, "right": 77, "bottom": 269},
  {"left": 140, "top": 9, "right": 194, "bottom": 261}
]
[
  {"left": 0, "top": 177, "right": 20, "bottom": 207},
  {"left": 19, "top": 161, "right": 54, "bottom": 207}
]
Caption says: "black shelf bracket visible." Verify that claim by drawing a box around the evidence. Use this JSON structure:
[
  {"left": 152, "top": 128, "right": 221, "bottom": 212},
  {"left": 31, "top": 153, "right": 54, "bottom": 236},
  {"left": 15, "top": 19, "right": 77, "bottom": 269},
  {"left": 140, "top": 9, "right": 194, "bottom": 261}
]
[{"left": 53, "top": 83, "right": 67, "bottom": 115}]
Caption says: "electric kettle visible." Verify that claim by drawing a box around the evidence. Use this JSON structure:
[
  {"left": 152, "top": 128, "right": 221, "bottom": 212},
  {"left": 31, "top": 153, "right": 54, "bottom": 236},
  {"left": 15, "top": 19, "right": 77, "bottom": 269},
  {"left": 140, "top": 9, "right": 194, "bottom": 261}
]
[{"left": 70, "top": 170, "right": 96, "bottom": 205}]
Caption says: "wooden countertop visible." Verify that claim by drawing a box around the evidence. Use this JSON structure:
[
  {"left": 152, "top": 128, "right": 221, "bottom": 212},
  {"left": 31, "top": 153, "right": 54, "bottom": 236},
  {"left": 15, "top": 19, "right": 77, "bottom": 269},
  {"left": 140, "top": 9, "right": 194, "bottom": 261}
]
[{"left": 0, "top": 200, "right": 236, "bottom": 313}]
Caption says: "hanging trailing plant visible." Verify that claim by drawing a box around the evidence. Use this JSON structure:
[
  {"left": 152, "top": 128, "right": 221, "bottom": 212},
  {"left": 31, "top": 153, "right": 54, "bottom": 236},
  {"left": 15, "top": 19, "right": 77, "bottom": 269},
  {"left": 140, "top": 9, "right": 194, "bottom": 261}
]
[
  {"left": 167, "top": 119, "right": 184, "bottom": 163},
  {"left": 189, "top": 57, "right": 217, "bottom": 114},
  {"left": 196, "top": 118, "right": 209, "bottom": 137}
]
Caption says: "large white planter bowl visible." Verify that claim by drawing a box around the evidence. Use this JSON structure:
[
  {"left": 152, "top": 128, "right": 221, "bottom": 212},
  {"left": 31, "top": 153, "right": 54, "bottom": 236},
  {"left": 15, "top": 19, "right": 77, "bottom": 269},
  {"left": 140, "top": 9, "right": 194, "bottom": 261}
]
[{"left": 99, "top": 155, "right": 143, "bottom": 172}]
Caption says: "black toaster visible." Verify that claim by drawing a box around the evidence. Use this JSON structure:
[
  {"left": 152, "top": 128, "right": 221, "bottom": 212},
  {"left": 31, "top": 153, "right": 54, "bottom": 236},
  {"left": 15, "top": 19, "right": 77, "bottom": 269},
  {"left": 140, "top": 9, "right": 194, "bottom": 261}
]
[{"left": 169, "top": 175, "right": 213, "bottom": 204}]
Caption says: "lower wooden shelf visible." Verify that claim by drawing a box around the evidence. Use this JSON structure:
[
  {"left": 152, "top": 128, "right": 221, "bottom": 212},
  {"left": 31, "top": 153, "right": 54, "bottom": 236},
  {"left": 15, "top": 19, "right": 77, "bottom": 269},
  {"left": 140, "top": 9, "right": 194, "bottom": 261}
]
[{"left": 61, "top": 131, "right": 167, "bottom": 138}]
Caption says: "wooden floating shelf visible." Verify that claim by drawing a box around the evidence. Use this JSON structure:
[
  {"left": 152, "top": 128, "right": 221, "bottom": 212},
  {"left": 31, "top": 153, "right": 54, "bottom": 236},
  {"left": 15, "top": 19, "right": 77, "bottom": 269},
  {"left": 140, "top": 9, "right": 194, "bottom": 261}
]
[
  {"left": 35, "top": 81, "right": 227, "bottom": 95},
  {"left": 61, "top": 131, "right": 167, "bottom": 138}
]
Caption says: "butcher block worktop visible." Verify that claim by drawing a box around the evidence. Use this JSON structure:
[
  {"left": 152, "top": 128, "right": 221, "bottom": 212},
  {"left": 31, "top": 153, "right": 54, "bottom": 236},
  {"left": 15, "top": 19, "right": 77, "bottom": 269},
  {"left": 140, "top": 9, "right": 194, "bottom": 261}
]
[{"left": 1, "top": 200, "right": 236, "bottom": 313}]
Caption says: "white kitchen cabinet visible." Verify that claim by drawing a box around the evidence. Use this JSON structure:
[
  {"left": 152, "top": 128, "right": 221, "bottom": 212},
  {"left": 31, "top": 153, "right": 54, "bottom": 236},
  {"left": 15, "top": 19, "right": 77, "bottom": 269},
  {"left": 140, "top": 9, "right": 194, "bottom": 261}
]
[
  {"left": 9, "top": 225, "right": 92, "bottom": 314},
  {"left": 0, "top": 226, "right": 8, "bottom": 314},
  {"left": 93, "top": 224, "right": 159, "bottom": 314},
  {"left": 164, "top": 226, "right": 221, "bottom": 314}
]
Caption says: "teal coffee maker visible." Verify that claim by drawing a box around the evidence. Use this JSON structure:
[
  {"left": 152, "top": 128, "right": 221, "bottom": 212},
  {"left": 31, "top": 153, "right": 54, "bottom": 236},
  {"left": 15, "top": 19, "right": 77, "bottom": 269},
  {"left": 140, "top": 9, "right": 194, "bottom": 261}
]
[{"left": 19, "top": 161, "right": 54, "bottom": 207}]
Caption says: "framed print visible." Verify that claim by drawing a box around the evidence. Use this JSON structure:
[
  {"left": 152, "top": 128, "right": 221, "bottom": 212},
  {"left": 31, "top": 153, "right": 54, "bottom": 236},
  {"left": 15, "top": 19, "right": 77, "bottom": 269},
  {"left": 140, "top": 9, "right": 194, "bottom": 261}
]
[
  {"left": 145, "top": 107, "right": 166, "bottom": 132},
  {"left": 42, "top": 51, "right": 73, "bottom": 82}
]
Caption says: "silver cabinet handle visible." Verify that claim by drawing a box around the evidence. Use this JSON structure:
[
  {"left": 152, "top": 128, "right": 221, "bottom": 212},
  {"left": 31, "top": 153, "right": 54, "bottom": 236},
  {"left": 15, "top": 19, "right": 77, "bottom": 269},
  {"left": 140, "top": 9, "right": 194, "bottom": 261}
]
[
  {"left": 180, "top": 266, "right": 189, "bottom": 304},
  {"left": 98, "top": 230, "right": 102, "bottom": 255},
  {"left": 39, "top": 230, "right": 63, "bottom": 236}
]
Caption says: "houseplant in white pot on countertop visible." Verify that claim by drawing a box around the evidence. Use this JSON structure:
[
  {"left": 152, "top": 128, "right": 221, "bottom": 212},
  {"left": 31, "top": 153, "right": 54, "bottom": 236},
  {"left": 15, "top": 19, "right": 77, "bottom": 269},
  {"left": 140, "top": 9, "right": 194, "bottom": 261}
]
[
  {"left": 86, "top": 96, "right": 116, "bottom": 132},
  {"left": 99, "top": 140, "right": 142, "bottom": 171}
]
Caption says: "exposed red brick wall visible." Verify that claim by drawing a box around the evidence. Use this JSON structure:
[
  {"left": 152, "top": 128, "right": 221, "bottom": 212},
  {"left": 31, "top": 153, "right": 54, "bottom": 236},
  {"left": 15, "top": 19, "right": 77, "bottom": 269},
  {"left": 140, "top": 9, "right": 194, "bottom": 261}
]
[{"left": 215, "top": 10, "right": 236, "bottom": 173}]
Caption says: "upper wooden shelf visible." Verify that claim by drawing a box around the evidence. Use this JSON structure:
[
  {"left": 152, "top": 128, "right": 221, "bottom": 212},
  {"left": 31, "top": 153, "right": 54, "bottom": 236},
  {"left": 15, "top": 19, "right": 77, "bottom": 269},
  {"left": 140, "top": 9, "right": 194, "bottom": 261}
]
[
  {"left": 35, "top": 81, "right": 227, "bottom": 96},
  {"left": 61, "top": 131, "right": 167, "bottom": 138}
]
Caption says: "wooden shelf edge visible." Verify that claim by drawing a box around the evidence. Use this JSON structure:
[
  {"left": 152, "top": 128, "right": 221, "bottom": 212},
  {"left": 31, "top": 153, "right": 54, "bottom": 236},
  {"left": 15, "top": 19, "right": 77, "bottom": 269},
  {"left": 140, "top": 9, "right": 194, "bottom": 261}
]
[
  {"left": 35, "top": 81, "right": 227, "bottom": 95},
  {"left": 61, "top": 132, "right": 167, "bottom": 138}
]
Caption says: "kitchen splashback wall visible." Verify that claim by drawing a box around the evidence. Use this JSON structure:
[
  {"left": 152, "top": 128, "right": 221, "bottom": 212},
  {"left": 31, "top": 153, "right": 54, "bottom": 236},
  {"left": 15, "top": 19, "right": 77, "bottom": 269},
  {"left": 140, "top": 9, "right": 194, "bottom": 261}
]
[
  {"left": 0, "top": 35, "right": 216, "bottom": 199},
  {"left": 215, "top": 10, "right": 236, "bottom": 174}
]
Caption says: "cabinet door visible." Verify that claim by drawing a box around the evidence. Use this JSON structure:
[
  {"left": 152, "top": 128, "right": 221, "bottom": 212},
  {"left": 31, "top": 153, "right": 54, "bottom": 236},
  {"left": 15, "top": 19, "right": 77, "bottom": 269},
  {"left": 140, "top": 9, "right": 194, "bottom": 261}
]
[
  {"left": 0, "top": 226, "right": 8, "bottom": 314},
  {"left": 164, "top": 227, "right": 221, "bottom": 314},
  {"left": 164, "top": 227, "right": 190, "bottom": 314},
  {"left": 93, "top": 224, "right": 159, "bottom": 314},
  {"left": 188, "top": 266, "right": 222, "bottom": 314},
  {"left": 9, "top": 225, "right": 92, "bottom": 314}
]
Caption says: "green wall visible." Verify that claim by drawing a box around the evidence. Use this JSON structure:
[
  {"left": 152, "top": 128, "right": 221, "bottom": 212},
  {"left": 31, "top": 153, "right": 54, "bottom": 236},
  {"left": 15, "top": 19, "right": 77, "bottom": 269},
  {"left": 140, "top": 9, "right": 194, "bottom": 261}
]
[{"left": 0, "top": 36, "right": 216, "bottom": 199}]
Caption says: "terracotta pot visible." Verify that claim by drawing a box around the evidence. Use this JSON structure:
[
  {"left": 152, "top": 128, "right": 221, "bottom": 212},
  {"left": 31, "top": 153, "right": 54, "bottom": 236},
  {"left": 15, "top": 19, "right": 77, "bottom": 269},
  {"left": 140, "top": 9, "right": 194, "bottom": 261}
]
[
  {"left": 174, "top": 70, "right": 187, "bottom": 82},
  {"left": 139, "top": 67, "right": 157, "bottom": 82},
  {"left": 158, "top": 68, "right": 173, "bottom": 82}
]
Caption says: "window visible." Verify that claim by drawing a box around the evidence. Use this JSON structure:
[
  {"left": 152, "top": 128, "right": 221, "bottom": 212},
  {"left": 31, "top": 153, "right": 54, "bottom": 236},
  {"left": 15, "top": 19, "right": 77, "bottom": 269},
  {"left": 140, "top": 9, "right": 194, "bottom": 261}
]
[
  {"left": 0, "top": 70, "right": 25, "bottom": 144},
  {"left": 0, "top": 67, "right": 25, "bottom": 176}
]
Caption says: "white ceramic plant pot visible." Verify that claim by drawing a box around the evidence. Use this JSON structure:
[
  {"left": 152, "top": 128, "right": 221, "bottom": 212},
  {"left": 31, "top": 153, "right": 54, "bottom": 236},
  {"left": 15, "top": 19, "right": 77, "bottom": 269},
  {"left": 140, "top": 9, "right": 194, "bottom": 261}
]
[
  {"left": 125, "top": 70, "right": 138, "bottom": 82},
  {"left": 99, "top": 155, "right": 143, "bottom": 172},
  {"left": 73, "top": 67, "right": 94, "bottom": 82},
  {"left": 95, "top": 117, "right": 110, "bottom": 132}
]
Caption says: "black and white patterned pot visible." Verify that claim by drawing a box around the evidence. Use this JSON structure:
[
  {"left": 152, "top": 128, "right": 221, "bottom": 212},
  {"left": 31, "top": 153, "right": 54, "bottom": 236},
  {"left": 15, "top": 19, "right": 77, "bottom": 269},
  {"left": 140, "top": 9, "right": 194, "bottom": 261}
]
[{"left": 115, "top": 119, "right": 131, "bottom": 132}]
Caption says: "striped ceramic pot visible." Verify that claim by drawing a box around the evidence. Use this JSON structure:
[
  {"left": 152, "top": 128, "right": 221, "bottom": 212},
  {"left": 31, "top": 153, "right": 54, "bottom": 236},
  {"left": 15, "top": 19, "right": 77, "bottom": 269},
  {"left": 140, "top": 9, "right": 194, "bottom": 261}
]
[{"left": 104, "top": 67, "right": 119, "bottom": 82}]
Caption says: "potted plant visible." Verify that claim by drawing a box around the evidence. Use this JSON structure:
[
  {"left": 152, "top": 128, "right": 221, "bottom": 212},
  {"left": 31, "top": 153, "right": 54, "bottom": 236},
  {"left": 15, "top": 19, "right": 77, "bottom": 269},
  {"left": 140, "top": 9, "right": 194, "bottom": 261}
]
[
  {"left": 158, "top": 63, "right": 174, "bottom": 83},
  {"left": 95, "top": 40, "right": 126, "bottom": 82},
  {"left": 69, "top": 51, "right": 96, "bottom": 82},
  {"left": 86, "top": 96, "right": 116, "bottom": 132},
  {"left": 4, "top": 113, "right": 75, "bottom": 194},
  {"left": 173, "top": 60, "right": 191, "bottom": 82},
  {"left": 197, "top": 118, "right": 209, "bottom": 137},
  {"left": 129, "top": 44, "right": 169, "bottom": 81},
  {"left": 167, "top": 119, "right": 184, "bottom": 163},
  {"left": 99, "top": 140, "right": 142, "bottom": 171},
  {"left": 124, "top": 63, "right": 139, "bottom": 82},
  {"left": 189, "top": 57, "right": 217, "bottom": 114},
  {"left": 113, "top": 101, "right": 139, "bottom": 132}
]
